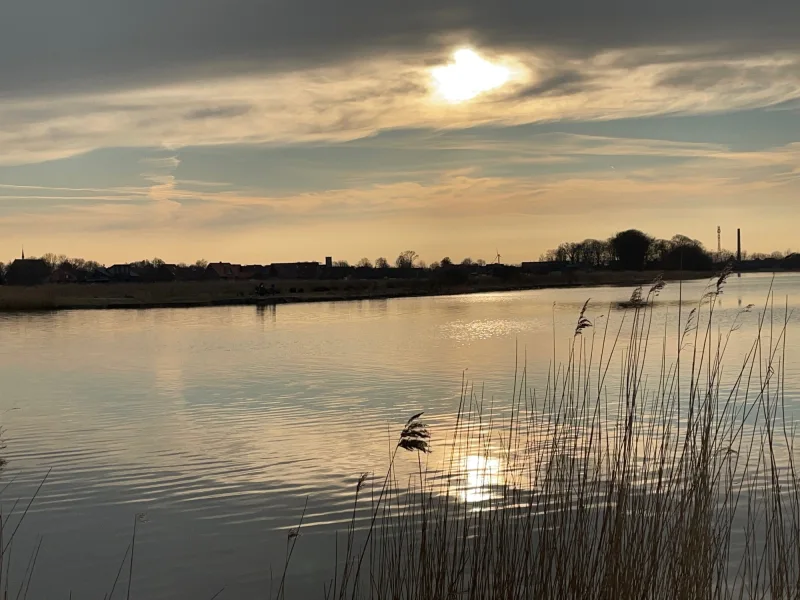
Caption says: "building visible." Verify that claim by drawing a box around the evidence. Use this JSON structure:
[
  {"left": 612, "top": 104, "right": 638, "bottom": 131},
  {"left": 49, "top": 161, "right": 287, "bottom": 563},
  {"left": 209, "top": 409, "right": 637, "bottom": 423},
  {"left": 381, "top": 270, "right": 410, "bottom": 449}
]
[
  {"left": 84, "top": 267, "right": 112, "bottom": 283},
  {"left": 206, "top": 262, "right": 242, "bottom": 279},
  {"left": 242, "top": 265, "right": 270, "bottom": 280},
  {"left": 5, "top": 259, "right": 52, "bottom": 286},
  {"left": 49, "top": 266, "right": 80, "bottom": 284},
  {"left": 269, "top": 262, "right": 320, "bottom": 279},
  {"left": 108, "top": 264, "right": 141, "bottom": 282}
]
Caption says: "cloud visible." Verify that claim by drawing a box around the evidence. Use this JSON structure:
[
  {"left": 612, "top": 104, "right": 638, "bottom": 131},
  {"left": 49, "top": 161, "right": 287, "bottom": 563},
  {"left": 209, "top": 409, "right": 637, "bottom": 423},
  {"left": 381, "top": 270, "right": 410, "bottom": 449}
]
[
  {"left": 2, "top": 132, "right": 798, "bottom": 263},
  {"left": 2, "top": 0, "right": 800, "bottom": 99},
  {"left": 659, "top": 60, "right": 800, "bottom": 91},
  {"left": 515, "top": 70, "right": 593, "bottom": 98},
  {"left": 3, "top": 134, "right": 796, "bottom": 227},
  {"left": 183, "top": 105, "right": 253, "bottom": 121},
  {"left": 2, "top": 51, "right": 800, "bottom": 166},
  {"left": 139, "top": 153, "right": 183, "bottom": 217}
]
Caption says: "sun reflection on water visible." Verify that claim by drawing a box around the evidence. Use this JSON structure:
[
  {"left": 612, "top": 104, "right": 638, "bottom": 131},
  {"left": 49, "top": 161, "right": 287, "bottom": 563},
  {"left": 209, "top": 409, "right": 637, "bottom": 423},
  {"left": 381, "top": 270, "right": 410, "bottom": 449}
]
[{"left": 461, "top": 455, "right": 503, "bottom": 503}]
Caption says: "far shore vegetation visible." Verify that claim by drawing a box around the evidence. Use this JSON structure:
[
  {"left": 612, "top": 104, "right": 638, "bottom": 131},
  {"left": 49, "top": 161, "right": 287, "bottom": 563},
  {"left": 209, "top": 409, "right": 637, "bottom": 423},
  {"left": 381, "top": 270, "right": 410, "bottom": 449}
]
[{"left": 0, "top": 228, "right": 798, "bottom": 311}]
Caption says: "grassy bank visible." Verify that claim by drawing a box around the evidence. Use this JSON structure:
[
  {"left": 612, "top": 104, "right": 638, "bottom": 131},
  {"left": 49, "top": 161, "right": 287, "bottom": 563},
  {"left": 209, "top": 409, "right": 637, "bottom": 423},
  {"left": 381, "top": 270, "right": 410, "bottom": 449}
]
[{"left": 0, "top": 270, "right": 712, "bottom": 312}]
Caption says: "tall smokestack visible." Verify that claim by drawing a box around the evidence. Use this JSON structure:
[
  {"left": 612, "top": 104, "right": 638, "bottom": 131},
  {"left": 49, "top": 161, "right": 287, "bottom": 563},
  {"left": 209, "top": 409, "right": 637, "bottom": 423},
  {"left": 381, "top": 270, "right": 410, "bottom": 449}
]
[{"left": 737, "top": 229, "right": 741, "bottom": 262}]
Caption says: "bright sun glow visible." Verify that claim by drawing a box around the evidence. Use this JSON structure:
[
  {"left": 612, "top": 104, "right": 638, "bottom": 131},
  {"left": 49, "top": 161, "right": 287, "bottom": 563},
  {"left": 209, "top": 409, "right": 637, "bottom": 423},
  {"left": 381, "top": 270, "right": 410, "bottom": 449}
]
[
  {"left": 432, "top": 48, "right": 511, "bottom": 103},
  {"left": 461, "top": 455, "right": 503, "bottom": 503}
]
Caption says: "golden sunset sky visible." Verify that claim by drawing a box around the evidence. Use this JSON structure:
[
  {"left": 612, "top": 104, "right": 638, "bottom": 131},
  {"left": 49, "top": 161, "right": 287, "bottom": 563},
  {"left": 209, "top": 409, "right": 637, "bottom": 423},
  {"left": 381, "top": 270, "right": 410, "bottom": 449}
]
[{"left": 1, "top": 0, "right": 799, "bottom": 264}]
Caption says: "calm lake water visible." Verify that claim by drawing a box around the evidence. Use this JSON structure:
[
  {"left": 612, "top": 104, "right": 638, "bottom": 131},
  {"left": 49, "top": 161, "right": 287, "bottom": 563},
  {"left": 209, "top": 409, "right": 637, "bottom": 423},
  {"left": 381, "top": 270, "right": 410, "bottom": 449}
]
[{"left": 1, "top": 273, "right": 799, "bottom": 599}]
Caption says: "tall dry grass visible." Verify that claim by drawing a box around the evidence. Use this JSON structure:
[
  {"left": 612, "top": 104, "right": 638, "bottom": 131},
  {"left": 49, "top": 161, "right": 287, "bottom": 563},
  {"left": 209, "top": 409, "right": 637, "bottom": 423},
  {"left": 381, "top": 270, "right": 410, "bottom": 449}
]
[{"left": 281, "top": 272, "right": 800, "bottom": 599}]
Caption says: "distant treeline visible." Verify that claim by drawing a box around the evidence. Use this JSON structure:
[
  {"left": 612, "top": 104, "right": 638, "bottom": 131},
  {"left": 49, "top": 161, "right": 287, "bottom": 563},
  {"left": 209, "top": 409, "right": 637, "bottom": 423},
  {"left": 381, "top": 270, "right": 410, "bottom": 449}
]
[
  {"left": 0, "top": 251, "right": 505, "bottom": 286},
  {"left": 1, "top": 235, "right": 798, "bottom": 287},
  {"left": 540, "top": 229, "right": 797, "bottom": 271}
]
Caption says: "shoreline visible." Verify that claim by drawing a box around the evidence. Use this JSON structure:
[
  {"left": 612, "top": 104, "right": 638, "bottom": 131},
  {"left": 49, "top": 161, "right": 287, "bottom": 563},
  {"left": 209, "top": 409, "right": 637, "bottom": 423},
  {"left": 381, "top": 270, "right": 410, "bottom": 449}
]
[{"left": 0, "top": 270, "right": 728, "bottom": 313}]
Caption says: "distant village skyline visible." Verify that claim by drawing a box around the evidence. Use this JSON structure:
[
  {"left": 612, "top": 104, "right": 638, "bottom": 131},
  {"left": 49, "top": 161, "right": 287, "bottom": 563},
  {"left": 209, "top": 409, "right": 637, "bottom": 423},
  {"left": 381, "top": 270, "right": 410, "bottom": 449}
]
[{"left": 5, "top": 226, "right": 793, "bottom": 270}]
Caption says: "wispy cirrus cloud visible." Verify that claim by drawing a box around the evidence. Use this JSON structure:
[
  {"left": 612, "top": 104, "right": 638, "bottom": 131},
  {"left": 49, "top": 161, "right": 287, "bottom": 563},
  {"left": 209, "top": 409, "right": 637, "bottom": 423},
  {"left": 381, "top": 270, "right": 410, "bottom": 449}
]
[
  {"left": 1, "top": 133, "right": 797, "bottom": 263},
  {"left": 2, "top": 50, "right": 800, "bottom": 166}
]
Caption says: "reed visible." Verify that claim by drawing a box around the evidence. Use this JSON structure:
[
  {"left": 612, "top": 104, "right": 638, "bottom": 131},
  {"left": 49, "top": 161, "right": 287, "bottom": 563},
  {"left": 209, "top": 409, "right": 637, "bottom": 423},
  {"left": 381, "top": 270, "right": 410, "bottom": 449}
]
[{"left": 281, "top": 273, "right": 800, "bottom": 599}]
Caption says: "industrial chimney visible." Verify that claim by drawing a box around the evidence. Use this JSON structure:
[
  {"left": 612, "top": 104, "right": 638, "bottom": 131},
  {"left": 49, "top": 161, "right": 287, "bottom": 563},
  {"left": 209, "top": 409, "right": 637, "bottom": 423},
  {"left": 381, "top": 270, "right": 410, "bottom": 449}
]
[{"left": 737, "top": 229, "right": 741, "bottom": 263}]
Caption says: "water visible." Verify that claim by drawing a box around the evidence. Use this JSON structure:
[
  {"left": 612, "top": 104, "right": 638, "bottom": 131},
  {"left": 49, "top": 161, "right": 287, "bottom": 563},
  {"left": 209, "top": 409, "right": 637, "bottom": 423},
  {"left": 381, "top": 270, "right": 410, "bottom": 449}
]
[{"left": 0, "top": 273, "right": 798, "bottom": 599}]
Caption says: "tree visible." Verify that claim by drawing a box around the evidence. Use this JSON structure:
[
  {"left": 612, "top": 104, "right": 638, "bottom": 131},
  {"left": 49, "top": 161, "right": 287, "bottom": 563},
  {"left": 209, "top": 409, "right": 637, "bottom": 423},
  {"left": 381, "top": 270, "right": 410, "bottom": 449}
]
[
  {"left": 554, "top": 244, "right": 569, "bottom": 263},
  {"left": 461, "top": 257, "right": 474, "bottom": 266},
  {"left": 648, "top": 239, "right": 670, "bottom": 264},
  {"left": 716, "top": 250, "right": 735, "bottom": 263},
  {"left": 356, "top": 258, "right": 373, "bottom": 268},
  {"left": 610, "top": 229, "right": 653, "bottom": 270},
  {"left": 540, "top": 249, "right": 559, "bottom": 262},
  {"left": 375, "top": 257, "right": 390, "bottom": 269},
  {"left": 195, "top": 259, "right": 209, "bottom": 269},
  {"left": 476, "top": 259, "right": 487, "bottom": 267},
  {"left": 395, "top": 251, "right": 418, "bottom": 269},
  {"left": 440, "top": 256, "right": 453, "bottom": 267},
  {"left": 662, "top": 244, "right": 713, "bottom": 271},
  {"left": 333, "top": 260, "right": 350, "bottom": 267},
  {"left": 565, "top": 242, "right": 581, "bottom": 264},
  {"left": 670, "top": 234, "right": 698, "bottom": 248},
  {"left": 658, "top": 234, "right": 713, "bottom": 270},
  {"left": 577, "top": 239, "right": 609, "bottom": 267},
  {"left": 40, "top": 253, "right": 61, "bottom": 269}
]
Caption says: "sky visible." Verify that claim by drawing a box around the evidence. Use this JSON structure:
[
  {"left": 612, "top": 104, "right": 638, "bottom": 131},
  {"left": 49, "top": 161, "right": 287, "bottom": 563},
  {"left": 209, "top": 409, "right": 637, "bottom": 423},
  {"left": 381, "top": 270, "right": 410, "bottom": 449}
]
[{"left": 1, "top": 0, "right": 799, "bottom": 265}]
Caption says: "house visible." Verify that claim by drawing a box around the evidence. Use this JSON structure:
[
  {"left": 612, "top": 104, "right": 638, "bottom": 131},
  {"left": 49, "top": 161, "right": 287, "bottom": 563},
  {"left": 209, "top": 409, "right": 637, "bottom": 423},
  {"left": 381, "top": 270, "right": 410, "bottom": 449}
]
[
  {"left": 173, "top": 265, "right": 207, "bottom": 281},
  {"left": 5, "top": 259, "right": 51, "bottom": 286},
  {"left": 242, "top": 265, "right": 270, "bottom": 280},
  {"left": 206, "top": 262, "right": 242, "bottom": 279},
  {"left": 782, "top": 253, "right": 800, "bottom": 269},
  {"left": 136, "top": 264, "right": 175, "bottom": 282},
  {"left": 269, "top": 262, "right": 320, "bottom": 279},
  {"left": 108, "top": 264, "right": 141, "bottom": 282},
  {"left": 49, "top": 266, "right": 80, "bottom": 284},
  {"left": 84, "top": 267, "right": 112, "bottom": 283}
]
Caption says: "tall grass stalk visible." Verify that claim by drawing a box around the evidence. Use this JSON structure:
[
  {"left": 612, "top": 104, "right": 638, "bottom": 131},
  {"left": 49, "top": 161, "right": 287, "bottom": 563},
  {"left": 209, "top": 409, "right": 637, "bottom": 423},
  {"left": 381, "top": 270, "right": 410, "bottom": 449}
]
[{"left": 284, "top": 275, "right": 800, "bottom": 599}]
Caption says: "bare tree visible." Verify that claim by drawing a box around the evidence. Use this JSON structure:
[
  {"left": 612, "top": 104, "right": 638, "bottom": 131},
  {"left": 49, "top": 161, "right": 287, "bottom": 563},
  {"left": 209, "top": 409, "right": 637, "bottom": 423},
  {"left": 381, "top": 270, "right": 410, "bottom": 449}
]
[
  {"left": 333, "top": 260, "right": 350, "bottom": 267},
  {"left": 356, "top": 258, "right": 373, "bottom": 268},
  {"left": 395, "top": 251, "right": 418, "bottom": 269},
  {"left": 195, "top": 259, "right": 209, "bottom": 269},
  {"left": 40, "top": 253, "right": 60, "bottom": 268},
  {"left": 375, "top": 257, "right": 390, "bottom": 269},
  {"left": 440, "top": 256, "right": 453, "bottom": 267}
]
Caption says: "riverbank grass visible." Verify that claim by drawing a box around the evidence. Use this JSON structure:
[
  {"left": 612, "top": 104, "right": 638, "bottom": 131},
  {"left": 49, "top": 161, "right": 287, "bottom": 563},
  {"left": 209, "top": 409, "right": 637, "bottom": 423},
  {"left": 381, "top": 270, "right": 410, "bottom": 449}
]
[{"left": 281, "top": 274, "right": 800, "bottom": 599}]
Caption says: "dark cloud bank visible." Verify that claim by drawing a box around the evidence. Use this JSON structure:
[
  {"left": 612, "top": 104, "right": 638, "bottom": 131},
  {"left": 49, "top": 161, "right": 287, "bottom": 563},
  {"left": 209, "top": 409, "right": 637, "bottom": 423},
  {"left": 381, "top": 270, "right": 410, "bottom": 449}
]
[{"left": 2, "top": 0, "right": 799, "bottom": 97}]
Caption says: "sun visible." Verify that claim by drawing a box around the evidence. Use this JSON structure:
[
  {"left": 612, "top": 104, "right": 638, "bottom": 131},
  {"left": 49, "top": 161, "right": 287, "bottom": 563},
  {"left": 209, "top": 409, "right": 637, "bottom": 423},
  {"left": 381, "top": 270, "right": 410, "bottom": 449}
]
[{"left": 431, "top": 48, "right": 511, "bottom": 103}]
